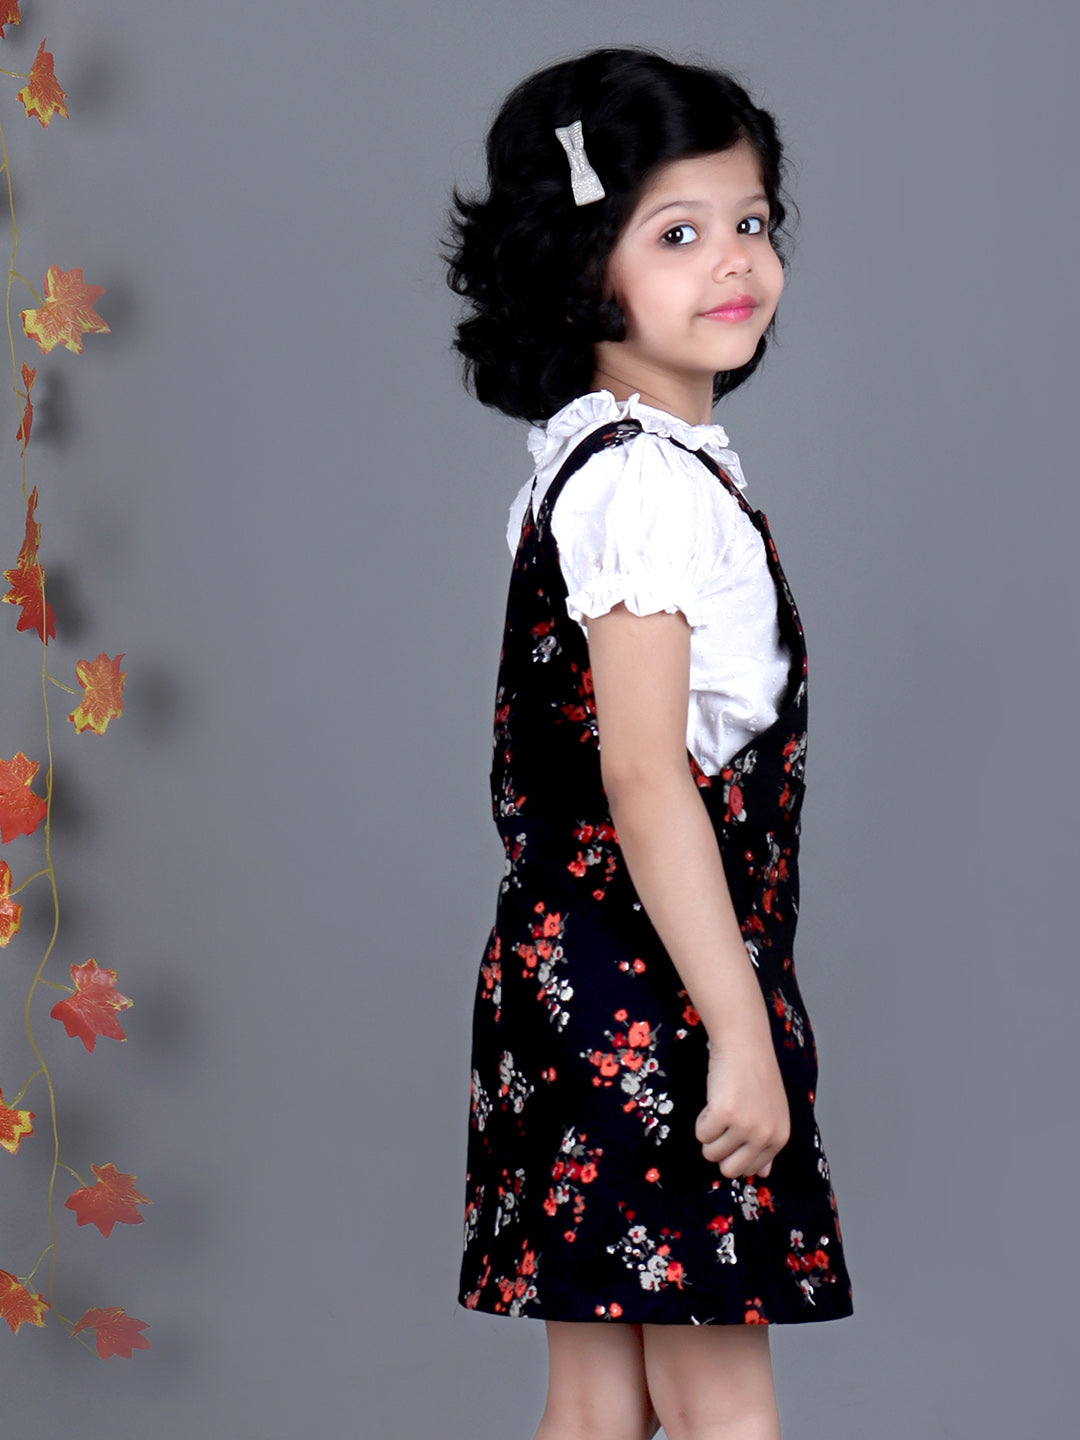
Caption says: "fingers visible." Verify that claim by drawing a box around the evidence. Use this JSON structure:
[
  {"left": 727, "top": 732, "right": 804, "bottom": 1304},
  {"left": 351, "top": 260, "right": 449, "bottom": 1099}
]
[
  {"left": 697, "top": 1114, "right": 789, "bottom": 1180},
  {"left": 704, "top": 1138, "right": 782, "bottom": 1179},
  {"left": 713, "top": 1141, "right": 781, "bottom": 1179}
]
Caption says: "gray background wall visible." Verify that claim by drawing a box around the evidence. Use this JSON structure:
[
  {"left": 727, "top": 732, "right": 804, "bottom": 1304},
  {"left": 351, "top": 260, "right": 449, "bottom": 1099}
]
[{"left": 0, "top": 0, "right": 1075, "bottom": 1434}]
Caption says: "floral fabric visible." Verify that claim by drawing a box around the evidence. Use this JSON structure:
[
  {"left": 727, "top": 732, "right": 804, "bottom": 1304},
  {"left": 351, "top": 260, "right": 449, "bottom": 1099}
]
[{"left": 458, "top": 417, "right": 853, "bottom": 1325}]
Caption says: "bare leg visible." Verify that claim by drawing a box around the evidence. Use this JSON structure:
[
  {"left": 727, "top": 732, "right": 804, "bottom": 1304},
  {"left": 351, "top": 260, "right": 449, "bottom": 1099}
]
[
  {"left": 534, "top": 1320, "right": 660, "bottom": 1440},
  {"left": 642, "top": 1323, "right": 781, "bottom": 1440}
]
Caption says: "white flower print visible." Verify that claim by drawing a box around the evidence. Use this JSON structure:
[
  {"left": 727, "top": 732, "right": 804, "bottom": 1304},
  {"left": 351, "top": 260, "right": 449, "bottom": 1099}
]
[{"left": 498, "top": 1050, "right": 534, "bottom": 1114}]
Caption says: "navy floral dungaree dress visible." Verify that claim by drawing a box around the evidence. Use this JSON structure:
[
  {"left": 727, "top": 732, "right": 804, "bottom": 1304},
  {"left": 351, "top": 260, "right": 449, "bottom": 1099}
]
[{"left": 459, "top": 418, "right": 854, "bottom": 1325}]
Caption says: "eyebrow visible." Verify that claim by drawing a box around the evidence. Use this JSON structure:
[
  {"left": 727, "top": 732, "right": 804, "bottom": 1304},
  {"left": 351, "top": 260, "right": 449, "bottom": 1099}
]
[{"left": 637, "top": 192, "right": 770, "bottom": 226}]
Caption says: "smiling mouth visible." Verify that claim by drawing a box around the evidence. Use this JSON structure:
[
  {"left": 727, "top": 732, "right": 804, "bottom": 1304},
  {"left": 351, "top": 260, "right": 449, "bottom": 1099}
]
[{"left": 700, "top": 296, "right": 759, "bottom": 320}]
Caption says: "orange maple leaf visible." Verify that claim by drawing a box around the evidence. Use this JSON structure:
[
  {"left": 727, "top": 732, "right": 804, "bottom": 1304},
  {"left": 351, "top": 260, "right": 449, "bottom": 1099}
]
[
  {"left": 0, "top": 3, "right": 20, "bottom": 39},
  {"left": 16, "top": 361, "right": 35, "bottom": 451},
  {"left": 50, "top": 959, "right": 133, "bottom": 1052},
  {"left": 17, "top": 38, "right": 67, "bottom": 127},
  {"left": 72, "top": 1306, "right": 150, "bottom": 1359},
  {"left": 2, "top": 487, "right": 56, "bottom": 642},
  {"left": 0, "top": 1270, "right": 48, "bottom": 1334},
  {"left": 21, "top": 266, "right": 108, "bottom": 355},
  {"left": 68, "top": 653, "right": 127, "bottom": 735},
  {"left": 0, "top": 752, "right": 47, "bottom": 845},
  {"left": 65, "top": 1163, "right": 150, "bottom": 1236},
  {"left": 0, "top": 860, "right": 22, "bottom": 944},
  {"left": 0, "top": 1088, "right": 33, "bottom": 1154}
]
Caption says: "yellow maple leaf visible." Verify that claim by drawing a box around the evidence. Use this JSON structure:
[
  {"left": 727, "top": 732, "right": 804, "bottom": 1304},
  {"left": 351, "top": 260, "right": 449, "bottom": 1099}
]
[
  {"left": 68, "top": 652, "right": 127, "bottom": 735},
  {"left": 21, "top": 266, "right": 109, "bottom": 356},
  {"left": 0, "top": 3, "right": 21, "bottom": 40},
  {"left": 0, "top": 1270, "right": 48, "bottom": 1334},
  {"left": 0, "top": 860, "right": 21, "bottom": 946},
  {"left": 0, "top": 1088, "right": 33, "bottom": 1154}
]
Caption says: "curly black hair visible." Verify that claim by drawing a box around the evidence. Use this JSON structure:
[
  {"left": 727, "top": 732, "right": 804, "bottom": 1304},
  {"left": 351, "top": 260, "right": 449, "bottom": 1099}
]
[{"left": 442, "top": 47, "right": 796, "bottom": 424}]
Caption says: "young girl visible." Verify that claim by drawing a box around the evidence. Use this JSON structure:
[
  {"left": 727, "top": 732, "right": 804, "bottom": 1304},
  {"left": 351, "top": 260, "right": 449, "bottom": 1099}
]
[{"left": 444, "top": 47, "right": 853, "bottom": 1440}]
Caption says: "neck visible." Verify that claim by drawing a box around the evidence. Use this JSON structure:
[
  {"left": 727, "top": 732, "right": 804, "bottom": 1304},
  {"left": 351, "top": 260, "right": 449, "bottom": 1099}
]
[{"left": 590, "top": 357, "right": 715, "bottom": 427}]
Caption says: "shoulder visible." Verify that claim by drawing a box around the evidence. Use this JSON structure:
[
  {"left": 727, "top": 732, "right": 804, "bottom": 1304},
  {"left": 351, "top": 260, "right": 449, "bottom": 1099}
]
[{"left": 552, "top": 428, "right": 738, "bottom": 545}]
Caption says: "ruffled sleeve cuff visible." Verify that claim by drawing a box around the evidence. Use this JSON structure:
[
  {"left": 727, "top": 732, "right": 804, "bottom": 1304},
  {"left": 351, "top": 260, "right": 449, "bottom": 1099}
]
[{"left": 564, "top": 572, "right": 708, "bottom": 632}]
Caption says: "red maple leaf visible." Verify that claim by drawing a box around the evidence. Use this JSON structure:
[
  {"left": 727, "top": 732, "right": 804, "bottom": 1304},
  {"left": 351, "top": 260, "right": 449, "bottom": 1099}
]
[
  {"left": 0, "top": 752, "right": 47, "bottom": 845},
  {"left": 16, "top": 361, "right": 35, "bottom": 451},
  {"left": 65, "top": 1163, "right": 150, "bottom": 1236},
  {"left": 68, "top": 653, "right": 127, "bottom": 735},
  {"left": 0, "top": 1087, "right": 33, "bottom": 1154},
  {"left": 16, "top": 482, "right": 42, "bottom": 561},
  {"left": 21, "top": 266, "right": 108, "bottom": 355},
  {"left": 0, "top": 1270, "right": 48, "bottom": 1334},
  {"left": 50, "top": 959, "right": 133, "bottom": 1052},
  {"left": 73, "top": 1305, "right": 150, "bottom": 1359},
  {"left": 2, "top": 559, "right": 54, "bottom": 641},
  {"left": 0, "top": 860, "right": 21, "bottom": 945},
  {"left": 0, "top": 3, "right": 21, "bottom": 39},
  {"left": 2, "top": 487, "right": 56, "bottom": 642},
  {"left": 17, "top": 39, "right": 67, "bottom": 127}
]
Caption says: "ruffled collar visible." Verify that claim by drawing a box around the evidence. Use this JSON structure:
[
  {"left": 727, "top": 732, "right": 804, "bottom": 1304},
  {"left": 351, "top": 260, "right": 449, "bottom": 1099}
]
[{"left": 526, "top": 389, "right": 747, "bottom": 491}]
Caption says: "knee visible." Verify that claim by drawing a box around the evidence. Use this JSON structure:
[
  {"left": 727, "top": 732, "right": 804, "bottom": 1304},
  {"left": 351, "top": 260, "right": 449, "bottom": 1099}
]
[
  {"left": 537, "top": 1395, "right": 656, "bottom": 1440},
  {"left": 650, "top": 1395, "right": 780, "bottom": 1440}
]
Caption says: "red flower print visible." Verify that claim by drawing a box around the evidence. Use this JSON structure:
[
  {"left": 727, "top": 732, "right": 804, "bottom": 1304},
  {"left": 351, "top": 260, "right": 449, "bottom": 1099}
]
[{"left": 627, "top": 1019, "right": 650, "bottom": 1048}]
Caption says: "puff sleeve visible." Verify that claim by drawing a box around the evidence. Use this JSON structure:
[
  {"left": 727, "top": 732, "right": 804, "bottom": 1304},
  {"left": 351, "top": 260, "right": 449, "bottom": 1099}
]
[{"left": 550, "top": 432, "right": 737, "bottom": 635}]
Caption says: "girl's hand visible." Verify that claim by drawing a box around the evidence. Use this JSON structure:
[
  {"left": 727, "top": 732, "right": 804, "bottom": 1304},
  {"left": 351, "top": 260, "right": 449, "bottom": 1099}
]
[{"left": 694, "top": 1036, "right": 790, "bottom": 1179}]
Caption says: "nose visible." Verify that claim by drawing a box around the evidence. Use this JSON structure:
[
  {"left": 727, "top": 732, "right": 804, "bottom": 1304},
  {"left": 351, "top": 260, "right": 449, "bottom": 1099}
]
[{"left": 711, "top": 235, "right": 752, "bottom": 279}]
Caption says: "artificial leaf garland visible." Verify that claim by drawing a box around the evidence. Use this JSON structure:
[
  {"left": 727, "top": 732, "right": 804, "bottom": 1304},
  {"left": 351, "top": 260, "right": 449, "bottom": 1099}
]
[{"left": 0, "top": 11, "right": 149, "bottom": 1357}]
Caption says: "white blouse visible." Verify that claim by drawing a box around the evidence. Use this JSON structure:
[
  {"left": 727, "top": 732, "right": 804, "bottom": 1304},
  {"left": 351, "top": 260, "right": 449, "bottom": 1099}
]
[{"left": 505, "top": 390, "right": 793, "bottom": 776}]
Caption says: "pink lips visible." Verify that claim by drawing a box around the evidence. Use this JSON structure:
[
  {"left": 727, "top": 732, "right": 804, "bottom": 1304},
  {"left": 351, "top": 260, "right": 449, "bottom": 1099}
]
[{"left": 700, "top": 295, "right": 759, "bottom": 322}]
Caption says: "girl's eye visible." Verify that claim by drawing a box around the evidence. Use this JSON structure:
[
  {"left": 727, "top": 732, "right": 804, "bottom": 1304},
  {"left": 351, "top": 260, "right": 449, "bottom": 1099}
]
[
  {"left": 660, "top": 223, "right": 699, "bottom": 247},
  {"left": 738, "top": 216, "right": 768, "bottom": 236}
]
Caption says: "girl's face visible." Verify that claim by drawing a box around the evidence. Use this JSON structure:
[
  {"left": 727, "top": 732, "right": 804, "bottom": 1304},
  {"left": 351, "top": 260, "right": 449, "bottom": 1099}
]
[{"left": 593, "top": 141, "right": 784, "bottom": 422}]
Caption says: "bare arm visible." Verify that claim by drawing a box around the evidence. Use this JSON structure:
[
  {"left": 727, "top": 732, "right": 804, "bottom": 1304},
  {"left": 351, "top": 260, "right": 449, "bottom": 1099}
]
[{"left": 586, "top": 603, "right": 789, "bottom": 1178}]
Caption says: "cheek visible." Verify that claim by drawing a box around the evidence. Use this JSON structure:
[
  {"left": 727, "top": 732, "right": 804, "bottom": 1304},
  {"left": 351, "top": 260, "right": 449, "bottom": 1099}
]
[{"left": 763, "top": 250, "right": 785, "bottom": 307}]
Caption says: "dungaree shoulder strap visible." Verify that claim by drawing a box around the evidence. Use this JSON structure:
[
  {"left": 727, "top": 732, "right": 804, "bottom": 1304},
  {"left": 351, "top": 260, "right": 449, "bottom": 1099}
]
[{"left": 532, "top": 418, "right": 644, "bottom": 532}]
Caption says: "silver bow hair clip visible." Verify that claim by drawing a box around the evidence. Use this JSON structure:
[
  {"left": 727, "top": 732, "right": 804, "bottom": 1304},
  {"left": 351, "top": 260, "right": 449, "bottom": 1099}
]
[{"left": 554, "top": 119, "right": 606, "bottom": 206}]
